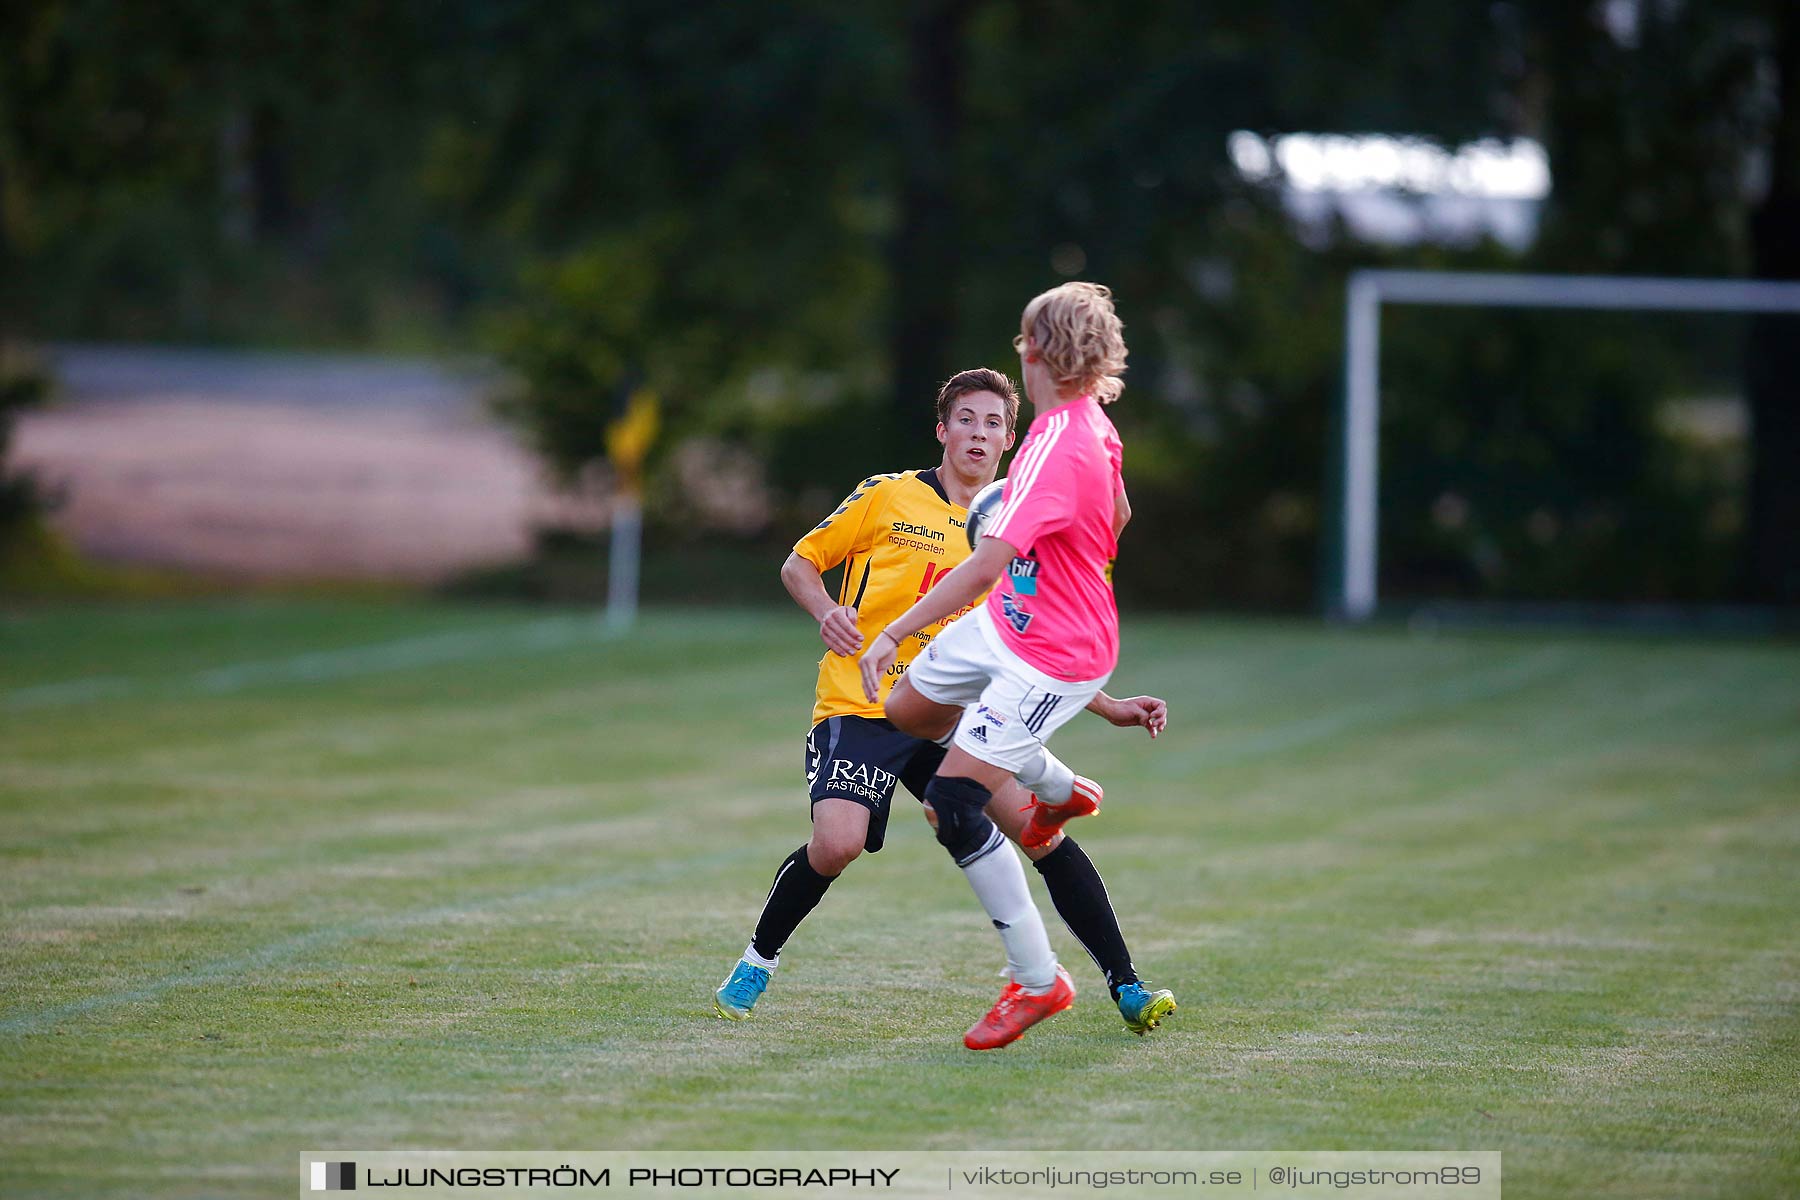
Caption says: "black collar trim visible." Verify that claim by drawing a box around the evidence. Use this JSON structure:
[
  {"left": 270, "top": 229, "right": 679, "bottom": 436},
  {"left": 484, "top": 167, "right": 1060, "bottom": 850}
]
[{"left": 915, "top": 467, "right": 951, "bottom": 505}]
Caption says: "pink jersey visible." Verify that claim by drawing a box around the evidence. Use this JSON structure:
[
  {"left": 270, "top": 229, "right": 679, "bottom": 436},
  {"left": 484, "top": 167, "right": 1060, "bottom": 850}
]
[{"left": 982, "top": 396, "right": 1123, "bottom": 682}]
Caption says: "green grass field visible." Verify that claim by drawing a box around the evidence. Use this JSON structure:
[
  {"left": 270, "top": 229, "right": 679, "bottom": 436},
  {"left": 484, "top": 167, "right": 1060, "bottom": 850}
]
[{"left": 3, "top": 601, "right": 1797, "bottom": 1198}]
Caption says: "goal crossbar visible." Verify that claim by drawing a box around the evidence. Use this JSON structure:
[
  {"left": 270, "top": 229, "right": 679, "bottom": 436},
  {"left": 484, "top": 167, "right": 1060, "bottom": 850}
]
[{"left": 1335, "top": 269, "right": 1800, "bottom": 621}]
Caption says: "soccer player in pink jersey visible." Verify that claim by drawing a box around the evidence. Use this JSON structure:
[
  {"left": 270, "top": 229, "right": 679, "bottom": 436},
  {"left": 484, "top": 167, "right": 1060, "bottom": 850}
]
[{"left": 858, "top": 282, "right": 1176, "bottom": 1049}]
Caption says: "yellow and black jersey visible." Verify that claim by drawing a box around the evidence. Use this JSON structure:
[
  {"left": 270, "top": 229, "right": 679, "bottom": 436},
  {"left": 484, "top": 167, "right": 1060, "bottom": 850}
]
[{"left": 794, "top": 467, "right": 987, "bottom": 723}]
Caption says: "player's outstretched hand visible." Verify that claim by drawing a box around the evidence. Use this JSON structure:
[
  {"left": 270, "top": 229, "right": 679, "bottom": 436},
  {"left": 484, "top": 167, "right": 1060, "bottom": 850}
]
[
  {"left": 858, "top": 632, "right": 898, "bottom": 703},
  {"left": 1106, "top": 694, "right": 1168, "bottom": 739},
  {"left": 819, "top": 605, "right": 863, "bottom": 656}
]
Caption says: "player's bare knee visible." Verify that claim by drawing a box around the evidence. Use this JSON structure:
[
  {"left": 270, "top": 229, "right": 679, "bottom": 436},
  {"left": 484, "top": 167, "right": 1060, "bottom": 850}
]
[{"left": 807, "top": 834, "right": 861, "bottom": 877}]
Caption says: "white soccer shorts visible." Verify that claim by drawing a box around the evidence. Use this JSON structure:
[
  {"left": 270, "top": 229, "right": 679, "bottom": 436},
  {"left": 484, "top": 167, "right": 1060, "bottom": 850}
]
[{"left": 904, "top": 605, "right": 1111, "bottom": 773}]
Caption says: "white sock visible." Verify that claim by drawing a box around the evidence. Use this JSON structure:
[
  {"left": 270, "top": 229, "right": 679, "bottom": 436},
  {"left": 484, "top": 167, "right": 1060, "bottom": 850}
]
[
  {"left": 741, "top": 944, "right": 778, "bottom": 971},
  {"left": 1014, "top": 745, "right": 1075, "bottom": 805},
  {"left": 959, "top": 834, "right": 1057, "bottom": 991}
]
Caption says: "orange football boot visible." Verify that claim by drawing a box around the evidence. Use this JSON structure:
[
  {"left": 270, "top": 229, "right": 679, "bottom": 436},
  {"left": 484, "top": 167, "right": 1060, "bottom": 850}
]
[
  {"left": 963, "top": 965, "right": 1076, "bottom": 1050},
  {"left": 1018, "top": 775, "right": 1103, "bottom": 849}
]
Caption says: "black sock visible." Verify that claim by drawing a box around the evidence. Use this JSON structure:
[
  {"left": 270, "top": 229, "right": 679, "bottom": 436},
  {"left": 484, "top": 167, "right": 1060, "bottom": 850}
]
[
  {"left": 749, "top": 845, "right": 836, "bottom": 962},
  {"left": 1033, "top": 837, "right": 1139, "bottom": 1000}
]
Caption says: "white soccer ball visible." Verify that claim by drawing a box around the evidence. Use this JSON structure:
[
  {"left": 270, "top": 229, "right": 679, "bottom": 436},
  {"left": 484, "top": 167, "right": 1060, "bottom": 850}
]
[{"left": 965, "top": 479, "right": 1007, "bottom": 550}]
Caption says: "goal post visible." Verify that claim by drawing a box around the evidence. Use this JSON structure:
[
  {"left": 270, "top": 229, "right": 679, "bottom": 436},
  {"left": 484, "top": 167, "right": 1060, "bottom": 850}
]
[{"left": 1333, "top": 269, "right": 1800, "bottom": 621}]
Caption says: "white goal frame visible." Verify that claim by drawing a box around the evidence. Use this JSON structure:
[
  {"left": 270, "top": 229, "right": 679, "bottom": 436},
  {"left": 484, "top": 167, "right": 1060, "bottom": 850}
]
[{"left": 1335, "top": 269, "right": 1800, "bottom": 621}]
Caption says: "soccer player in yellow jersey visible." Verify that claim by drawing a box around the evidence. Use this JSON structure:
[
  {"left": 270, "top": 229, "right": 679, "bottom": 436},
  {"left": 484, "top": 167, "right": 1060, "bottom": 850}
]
[{"left": 714, "top": 368, "right": 1174, "bottom": 1034}]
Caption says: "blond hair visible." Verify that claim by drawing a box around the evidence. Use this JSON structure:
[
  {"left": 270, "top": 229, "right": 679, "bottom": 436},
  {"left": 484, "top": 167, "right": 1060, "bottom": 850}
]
[{"left": 1013, "top": 282, "right": 1127, "bottom": 404}]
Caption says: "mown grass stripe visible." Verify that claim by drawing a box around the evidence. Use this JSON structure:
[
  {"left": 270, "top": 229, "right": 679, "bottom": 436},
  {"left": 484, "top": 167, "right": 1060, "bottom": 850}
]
[{"left": 4, "top": 616, "right": 623, "bottom": 709}]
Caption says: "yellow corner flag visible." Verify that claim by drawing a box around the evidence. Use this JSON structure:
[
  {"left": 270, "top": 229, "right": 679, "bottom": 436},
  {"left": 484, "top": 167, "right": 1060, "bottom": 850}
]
[{"left": 605, "top": 388, "right": 660, "bottom": 492}]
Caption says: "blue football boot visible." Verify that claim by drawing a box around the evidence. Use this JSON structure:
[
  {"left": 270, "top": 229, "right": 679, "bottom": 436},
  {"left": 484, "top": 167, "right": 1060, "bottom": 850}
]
[
  {"left": 713, "top": 960, "right": 772, "bottom": 1020},
  {"left": 1116, "top": 981, "right": 1177, "bottom": 1035}
]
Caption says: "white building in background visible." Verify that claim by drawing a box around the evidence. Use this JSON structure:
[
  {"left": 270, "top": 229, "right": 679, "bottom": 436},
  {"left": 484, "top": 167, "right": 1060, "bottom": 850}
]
[{"left": 1229, "top": 131, "right": 1551, "bottom": 249}]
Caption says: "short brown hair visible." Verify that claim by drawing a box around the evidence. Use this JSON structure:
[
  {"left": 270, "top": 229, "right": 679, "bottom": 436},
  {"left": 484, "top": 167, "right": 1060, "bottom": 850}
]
[
  {"left": 1014, "top": 282, "right": 1128, "bottom": 404},
  {"left": 934, "top": 367, "right": 1021, "bottom": 432}
]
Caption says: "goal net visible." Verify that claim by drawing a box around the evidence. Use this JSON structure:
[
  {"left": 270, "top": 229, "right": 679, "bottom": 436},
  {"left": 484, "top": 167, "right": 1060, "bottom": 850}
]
[{"left": 1331, "top": 270, "right": 1800, "bottom": 622}]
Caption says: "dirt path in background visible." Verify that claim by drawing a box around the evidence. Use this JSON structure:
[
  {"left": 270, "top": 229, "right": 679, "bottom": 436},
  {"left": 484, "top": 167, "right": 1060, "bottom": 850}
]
[{"left": 12, "top": 348, "right": 604, "bottom": 581}]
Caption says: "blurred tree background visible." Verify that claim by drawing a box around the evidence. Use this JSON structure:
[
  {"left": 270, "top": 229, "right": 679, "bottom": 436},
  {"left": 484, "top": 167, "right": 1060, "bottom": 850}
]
[{"left": 1, "top": 0, "right": 1795, "bottom": 610}]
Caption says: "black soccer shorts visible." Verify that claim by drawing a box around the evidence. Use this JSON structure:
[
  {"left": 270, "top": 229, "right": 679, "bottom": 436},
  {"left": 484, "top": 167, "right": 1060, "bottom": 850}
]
[{"left": 804, "top": 715, "right": 946, "bottom": 853}]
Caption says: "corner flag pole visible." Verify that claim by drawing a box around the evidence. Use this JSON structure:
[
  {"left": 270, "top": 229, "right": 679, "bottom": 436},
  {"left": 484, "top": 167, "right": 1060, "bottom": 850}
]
[{"left": 604, "top": 389, "right": 659, "bottom": 632}]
